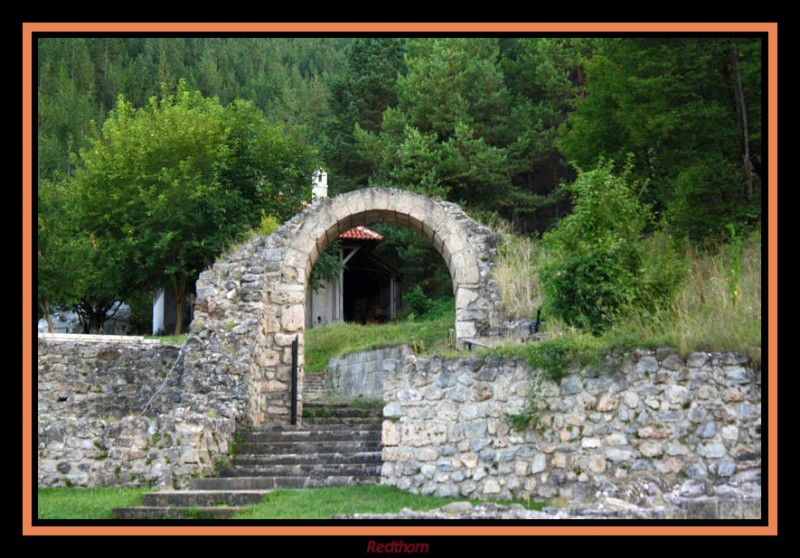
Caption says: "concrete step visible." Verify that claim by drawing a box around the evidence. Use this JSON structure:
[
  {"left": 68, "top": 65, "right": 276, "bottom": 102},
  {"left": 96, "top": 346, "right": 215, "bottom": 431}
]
[
  {"left": 239, "top": 429, "right": 381, "bottom": 443},
  {"left": 191, "top": 475, "right": 379, "bottom": 490},
  {"left": 218, "top": 463, "right": 381, "bottom": 478},
  {"left": 302, "top": 405, "right": 383, "bottom": 418},
  {"left": 299, "top": 417, "right": 384, "bottom": 427},
  {"left": 232, "top": 451, "right": 382, "bottom": 466},
  {"left": 112, "top": 505, "right": 242, "bottom": 520},
  {"left": 246, "top": 421, "right": 383, "bottom": 432},
  {"left": 140, "top": 490, "right": 270, "bottom": 507},
  {"left": 235, "top": 440, "right": 382, "bottom": 455}
]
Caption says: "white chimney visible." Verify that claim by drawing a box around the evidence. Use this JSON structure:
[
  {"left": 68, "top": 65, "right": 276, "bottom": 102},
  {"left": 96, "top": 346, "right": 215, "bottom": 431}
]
[{"left": 312, "top": 169, "right": 328, "bottom": 202}]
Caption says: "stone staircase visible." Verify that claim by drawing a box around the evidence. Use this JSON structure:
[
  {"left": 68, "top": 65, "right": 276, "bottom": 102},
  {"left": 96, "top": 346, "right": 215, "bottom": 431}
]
[
  {"left": 302, "top": 371, "right": 332, "bottom": 401},
  {"left": 113, "top": 402, "right": 383, "bottom": 519}
]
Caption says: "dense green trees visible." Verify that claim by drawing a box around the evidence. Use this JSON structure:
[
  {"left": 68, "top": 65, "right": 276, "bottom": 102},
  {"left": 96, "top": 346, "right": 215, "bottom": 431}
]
[
  {"left": 36, "top": 36, "right": 764, "bottom": 335},
  {"left": 559, "top": 38, "right": 761, "bottom": 241}
]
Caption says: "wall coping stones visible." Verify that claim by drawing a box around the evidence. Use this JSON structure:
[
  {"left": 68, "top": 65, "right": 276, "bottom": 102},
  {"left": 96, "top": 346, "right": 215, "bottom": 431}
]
[{"left": 38, "top": 332, "right": 166, "bottom": 345}]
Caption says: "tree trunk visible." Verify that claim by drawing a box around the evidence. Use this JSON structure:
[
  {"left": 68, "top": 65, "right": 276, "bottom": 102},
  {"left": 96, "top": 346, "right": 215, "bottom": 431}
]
[
  {"left": 39, "top": 299, "right": 54, "bottom": 333},
  {"left": 730, "top": 40, "right": 754, "bottom": 202},
  {"left": 173, "top": 275, "right": 186, "bottom": 336}
]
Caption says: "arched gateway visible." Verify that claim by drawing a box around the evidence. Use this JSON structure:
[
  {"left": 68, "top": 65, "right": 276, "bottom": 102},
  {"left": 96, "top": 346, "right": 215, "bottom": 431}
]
[{"left": 183, "top": 188, "right": 505, "bottom": 426}]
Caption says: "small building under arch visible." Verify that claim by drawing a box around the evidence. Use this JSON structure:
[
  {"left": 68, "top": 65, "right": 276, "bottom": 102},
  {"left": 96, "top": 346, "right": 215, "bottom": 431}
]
[{"left": 305, "top": 225, "right": 401, "bottom": 329}]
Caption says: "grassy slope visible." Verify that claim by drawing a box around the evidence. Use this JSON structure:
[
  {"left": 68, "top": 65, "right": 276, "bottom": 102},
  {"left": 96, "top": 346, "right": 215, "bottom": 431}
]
[
  {"left": 304, "top": 314, "right": 454, "bottom": 373},
  {"left": 492, "top": 234, "right": 762, "bottom": 369}
]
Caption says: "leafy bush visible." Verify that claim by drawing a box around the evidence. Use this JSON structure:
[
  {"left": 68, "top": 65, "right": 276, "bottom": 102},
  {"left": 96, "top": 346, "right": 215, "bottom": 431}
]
[
  {"left": 541, "top": 159, "right": 685, "bottom": 334},
  {"left": 403, "top": 284, "right": 433, "bottom": 317}
]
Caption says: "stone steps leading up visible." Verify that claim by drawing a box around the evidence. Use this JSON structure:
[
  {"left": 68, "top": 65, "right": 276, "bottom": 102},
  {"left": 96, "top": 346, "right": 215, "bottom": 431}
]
[
  {"left": 302, "top": 373, "right": 331, "bottom": 401},
  {"left": 235, "top": 440, "right": 382, "bottom": 455},
  {"left": 113, "top": 402, "right": 384, "bottom": 519},
  {"left": 140, "top": 490, "right": 271, "bottom": 507},
  {"left": 238, "top": 428, "right": 381, "bottom": 442},
  {"left": 216, "top": 462, "right": 382, "bottom": 478},
  {"left": 191, "top": 475, "right": 378, "bottom": 491},
  {"left": 113, "top": 505, "right": 243, "bottom": 520},
  {"left": 231, "top": 451, "right": 382, "bottom": 466},
  {"left": 302, "top": 406, "right": 383, "bottom": 419}
]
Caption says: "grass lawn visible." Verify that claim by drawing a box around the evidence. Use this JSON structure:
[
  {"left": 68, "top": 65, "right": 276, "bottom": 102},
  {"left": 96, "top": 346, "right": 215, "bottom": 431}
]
[
  {"left": 37, "top": 486, "right": 544, "bottom": 520},
  {"left": 37, "top": 487, "right": 151, "bottom": 519}
]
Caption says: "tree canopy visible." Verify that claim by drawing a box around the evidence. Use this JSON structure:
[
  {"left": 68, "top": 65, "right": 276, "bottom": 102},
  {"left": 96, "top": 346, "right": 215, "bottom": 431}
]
[
  {"left": 64, "top": 82, "right": 318, "bottom": 333},
  {"left": 36, "top": 36, "right": 764, "bottom": 334}
]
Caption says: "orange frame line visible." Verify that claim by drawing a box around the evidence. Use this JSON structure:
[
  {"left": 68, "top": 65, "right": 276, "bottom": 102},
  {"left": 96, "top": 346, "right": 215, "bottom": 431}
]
[{"left": 22, "top": 21, "right": 778, "bottom": 537}]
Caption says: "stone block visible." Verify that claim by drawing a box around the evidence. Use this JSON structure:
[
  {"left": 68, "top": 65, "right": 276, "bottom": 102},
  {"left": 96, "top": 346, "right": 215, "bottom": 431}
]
[
  {"left": 401, "top": 422, "right": 448, "bottom": 447},
  {"left": 383, "top": 420, "right": 400, "bottom": 446},
  {"left": 686, "top": 498, "right": 719, "bottom": 520}
]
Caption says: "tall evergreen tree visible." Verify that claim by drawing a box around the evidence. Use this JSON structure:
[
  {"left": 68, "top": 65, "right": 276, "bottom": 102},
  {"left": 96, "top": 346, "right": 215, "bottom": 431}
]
[{"left": 558, "top": 37, "right": 762, "bottom": 241}]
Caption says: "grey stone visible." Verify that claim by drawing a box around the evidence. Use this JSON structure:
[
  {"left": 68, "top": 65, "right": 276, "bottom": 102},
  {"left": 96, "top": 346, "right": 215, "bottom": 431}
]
[
  {"left": 450, "top": 386, "right": 468, "bottom": 402},
  {"left": 661, "top": 353, "right": 685, "bottom": 371},
  {"left": 530, "top": 454, "right": 547, "bottom": 474},
  {"left": 687, "top": 499, "right": 719, "bottom": 520},
  {"left": 560, "top": 378, "right": 583, "bottom": 396},
  {"left": 687, "top": 353, "right": 709, "bottom": 368},
  {"left": 636, "top": 357, "right": 659, "bottom": 374},
  {"left": 725, "top": 367, "right": 753, "bottom": 384},
  {"left": 696, "top": 422, "right": 717, "bottom": 438},
  {"left": 718, "top": 461, "right": 737, "bottom": 477},
  {"left": 654, "top": 411, "right": 682, "bottom": 423},
  {"left": 698, "top": 443, "right": 727, "bottom": 459},
  {"left": 685, "top": 463, "right": 708, "bottom": 479},
  {"left": 436, "top": 372, "right": 456, "bottom": 388},
  {"left": 605, "top": 449, "right": 634, "bottom": 462},
  {"left": 440, "top": 444, "right": 456, "bottom": 457},
  {"left": 471, "top": 439, "right": 486, "bottom": 453}
]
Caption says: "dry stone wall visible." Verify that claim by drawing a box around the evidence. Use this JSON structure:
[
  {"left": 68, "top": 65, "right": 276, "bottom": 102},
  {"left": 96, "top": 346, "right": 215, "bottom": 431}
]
[
  {"left": 37, "top": 334, "right": 234, "bottom": 488},
  {"left": 381, "top": 350, "right": 761, "bottom": 518}
]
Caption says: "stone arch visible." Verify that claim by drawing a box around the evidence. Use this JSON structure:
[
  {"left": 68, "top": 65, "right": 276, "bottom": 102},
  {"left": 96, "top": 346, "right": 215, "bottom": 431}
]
[{"left": 184, "top": 188, "right": 505, "bottom": 426}]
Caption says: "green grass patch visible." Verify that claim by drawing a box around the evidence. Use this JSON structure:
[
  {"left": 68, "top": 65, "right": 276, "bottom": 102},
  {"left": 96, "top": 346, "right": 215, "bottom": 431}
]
[
  {"left": 37, "top": 487, "right": 151, "bottom": 519},
  {"left": 305, "top": 314, "right": 455, "bottom": 373},
  {"left": 233, "top": 485, "right": 544, "bottom": 519}
]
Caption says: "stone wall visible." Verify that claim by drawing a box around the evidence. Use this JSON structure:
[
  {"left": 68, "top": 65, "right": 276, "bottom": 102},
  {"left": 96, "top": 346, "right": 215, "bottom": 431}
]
[
  {"left": 185, "top": 188, "right": 506, "bottom": 427},
  {"left": 37, "top": 334, "right": 234, "bottom": 488},
  {"left": 381, "top": 350, "right": 761, "bottom": 518},
  {"left": 38, "top": 334, "right": 184, "bottom": 419},
  {"left": 330, "top": 346, "right": 413, "bottom": 399}
]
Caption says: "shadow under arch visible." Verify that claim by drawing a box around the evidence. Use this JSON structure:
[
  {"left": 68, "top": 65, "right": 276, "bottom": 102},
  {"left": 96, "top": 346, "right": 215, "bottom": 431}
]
[{"left": 185, "top": 188, "right": 504, "bottom": 426}]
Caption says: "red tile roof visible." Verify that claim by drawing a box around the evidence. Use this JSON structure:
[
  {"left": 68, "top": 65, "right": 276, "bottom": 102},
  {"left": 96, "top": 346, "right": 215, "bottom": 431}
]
[{"left": 338, "top": 226, "right": 384, "bottom": 241}]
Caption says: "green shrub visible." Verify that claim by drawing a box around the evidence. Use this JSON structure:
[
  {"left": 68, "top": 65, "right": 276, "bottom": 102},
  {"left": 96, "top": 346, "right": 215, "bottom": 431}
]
[
  {"left": 403, "top": 284, "right": 433, "bottom": 317},
  {"left": 541, "top": 159, "right": 685, "bottom": 334}
]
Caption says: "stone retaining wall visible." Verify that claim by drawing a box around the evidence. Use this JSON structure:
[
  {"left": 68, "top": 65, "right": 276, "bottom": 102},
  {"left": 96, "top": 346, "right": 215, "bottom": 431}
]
[
  {"left": 330, "top": 346, "right": 413, "bottom": 399},
  {"left": 381, "top": 350, "right": 761, "bottom": 518},
  {"left": 37, "top": 334, "right": 234, "bottom": 488}
]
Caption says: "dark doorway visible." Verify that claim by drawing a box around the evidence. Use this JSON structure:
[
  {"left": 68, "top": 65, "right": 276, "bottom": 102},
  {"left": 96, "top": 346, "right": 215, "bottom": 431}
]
[{"left": 342, "top": 247, "right": 400, "bottom": 324}]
